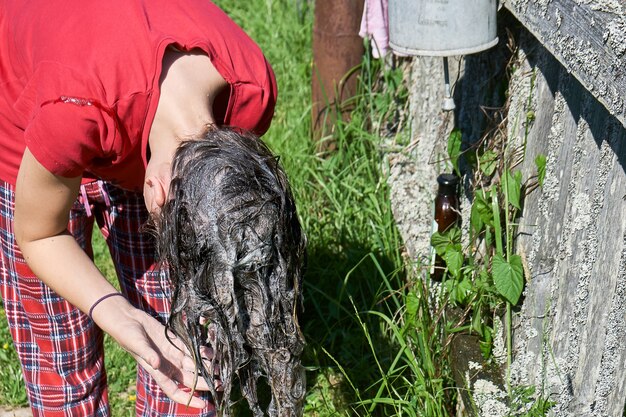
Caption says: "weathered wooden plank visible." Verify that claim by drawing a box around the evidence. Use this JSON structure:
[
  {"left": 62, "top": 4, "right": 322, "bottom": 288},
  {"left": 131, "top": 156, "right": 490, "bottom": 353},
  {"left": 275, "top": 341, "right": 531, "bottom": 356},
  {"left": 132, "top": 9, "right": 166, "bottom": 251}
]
[
  {"left": 604, "top": 231, "right": 626, "bottom": 415},
  {"left": 502, "top": 0, "right": 626, "bottom": 128},
  {"left": 564, "top": 105, "right": 617, "bottom": 413},
  {"left": 512, "top": 29, "right": 626, "bottom": 415},
  {"left": 589, "top": 158, "right": 626, "bottom": 416}
]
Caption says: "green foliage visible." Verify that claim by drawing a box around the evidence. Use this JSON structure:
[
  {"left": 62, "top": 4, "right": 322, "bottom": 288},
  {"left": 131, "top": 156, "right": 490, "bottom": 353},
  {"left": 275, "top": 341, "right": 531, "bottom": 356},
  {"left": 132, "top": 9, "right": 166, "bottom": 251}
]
[
  {"left": 510, "top": 385, "right": 555, "bottom": 416},
  {"left": 431, "top": 68, "right": 549, "bottom": 414},
  {"left": 447, "top": 129, "right": 463, "bottom": 176},
  {"left": 479, "top": 150, "right": 499, "bottom": 177},
  {"left": 293, "top": 58, "right": 456, "bottom": 414},
  {"left": 343, "top": 274, "right": 454, "bottom": 417},
  {"left": 470, "top": 189, "right": 493, "bottom": 234},
  {"left": 435, "top": 127, "right": 542, "bottom": 307},
  {"left": 434, "top": 141, "right": 536, "bottom": 345},
  {"left": 431, "top": 228, "right": 463, "bottom": 279},
  {"left": 0, "top": 308, "right": 27, "bottom": 407},
  {"left": 431, "top": 228, "right": 460, "bottom": 255},
  {"left": 492, "top": 254, "right": 524, "bottom": 305}
]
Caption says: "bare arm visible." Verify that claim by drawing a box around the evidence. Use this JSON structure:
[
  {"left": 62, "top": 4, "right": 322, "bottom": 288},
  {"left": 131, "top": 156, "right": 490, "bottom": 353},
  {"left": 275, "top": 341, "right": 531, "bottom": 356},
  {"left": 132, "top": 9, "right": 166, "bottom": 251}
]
[
  {"left": 14, "top": 149, "right": 119, "bottom": 311},
  {"left": 14, "top": 148, "right": 210, "bottom": 408}
]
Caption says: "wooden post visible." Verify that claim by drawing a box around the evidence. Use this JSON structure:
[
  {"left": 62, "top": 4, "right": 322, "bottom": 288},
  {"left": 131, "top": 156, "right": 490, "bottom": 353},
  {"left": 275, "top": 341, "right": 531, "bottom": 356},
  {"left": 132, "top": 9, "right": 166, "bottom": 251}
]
[{"left": 311, "top": 0, "right": 365, "bottom": 148}]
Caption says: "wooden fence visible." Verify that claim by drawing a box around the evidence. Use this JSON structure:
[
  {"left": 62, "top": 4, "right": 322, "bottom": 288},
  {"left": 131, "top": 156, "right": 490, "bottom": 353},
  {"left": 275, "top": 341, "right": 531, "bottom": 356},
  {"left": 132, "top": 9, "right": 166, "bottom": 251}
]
[
  {"left": 505, "top": 1, "right": 625, "bottom": 416},
  {"left": 390, "top": 1, "right": 626, "bottom": 415}
]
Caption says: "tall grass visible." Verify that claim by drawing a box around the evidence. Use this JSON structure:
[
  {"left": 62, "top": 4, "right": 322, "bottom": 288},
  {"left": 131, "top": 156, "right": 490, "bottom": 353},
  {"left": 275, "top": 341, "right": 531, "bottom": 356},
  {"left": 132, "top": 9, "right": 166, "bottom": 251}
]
[
  {"left": 220, "top": 1, "right": 455, "bottom": 415},
  {"left": 0, "top": 1, "right": 455, "bottom": 415}
]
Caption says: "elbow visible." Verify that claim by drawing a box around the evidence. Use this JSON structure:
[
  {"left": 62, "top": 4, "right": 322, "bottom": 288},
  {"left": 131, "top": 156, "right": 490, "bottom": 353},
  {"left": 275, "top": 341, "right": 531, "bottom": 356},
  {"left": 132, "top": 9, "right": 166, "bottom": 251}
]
[
  {"left": 13, "top": 212, "right": 33, "bottom": 258},
  {"left": 13, "top": 213, "right": 27, "bottom": 249}
]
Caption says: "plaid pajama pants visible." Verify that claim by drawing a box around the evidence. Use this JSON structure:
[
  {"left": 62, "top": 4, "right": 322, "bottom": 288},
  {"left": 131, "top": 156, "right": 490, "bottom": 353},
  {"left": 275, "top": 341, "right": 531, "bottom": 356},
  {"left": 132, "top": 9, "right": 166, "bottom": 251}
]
[{"left": 0, "top": 180, "right": 215, "bottom": 417}]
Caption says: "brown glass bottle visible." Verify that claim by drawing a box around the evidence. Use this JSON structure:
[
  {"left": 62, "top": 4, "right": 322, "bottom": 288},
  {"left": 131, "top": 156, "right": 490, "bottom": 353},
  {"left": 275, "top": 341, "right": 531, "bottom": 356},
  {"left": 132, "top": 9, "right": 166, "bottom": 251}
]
[{"left": 431, "top": 173, "right": 460, "bottom": 281}]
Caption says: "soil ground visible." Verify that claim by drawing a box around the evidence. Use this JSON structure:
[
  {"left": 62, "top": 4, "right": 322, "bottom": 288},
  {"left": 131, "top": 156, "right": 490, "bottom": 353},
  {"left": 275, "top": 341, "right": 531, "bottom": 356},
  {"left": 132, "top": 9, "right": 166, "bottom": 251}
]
[{"left": 0, "top": 408, "right": 31, "bottom": 417}]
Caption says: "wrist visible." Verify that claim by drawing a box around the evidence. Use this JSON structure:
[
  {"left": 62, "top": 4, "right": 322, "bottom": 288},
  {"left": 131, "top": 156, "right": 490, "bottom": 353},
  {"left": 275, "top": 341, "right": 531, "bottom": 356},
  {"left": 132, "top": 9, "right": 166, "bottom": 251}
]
[
  {"left": 88, "top": 292, "right": 126, "bottom": 320},
  {"left": 90, "top": 292, "right": 137, "bottom": 331}
]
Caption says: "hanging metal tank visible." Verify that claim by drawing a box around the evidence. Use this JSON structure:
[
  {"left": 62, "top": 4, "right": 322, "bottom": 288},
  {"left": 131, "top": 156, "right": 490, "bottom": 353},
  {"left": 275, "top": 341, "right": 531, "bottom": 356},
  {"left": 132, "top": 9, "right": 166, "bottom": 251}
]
[
  {"left": 388, "top": 0, "right": 499, "bottom": 111},
  {"left": 388, "top": 0, "right": 498, "bottom": 56}
]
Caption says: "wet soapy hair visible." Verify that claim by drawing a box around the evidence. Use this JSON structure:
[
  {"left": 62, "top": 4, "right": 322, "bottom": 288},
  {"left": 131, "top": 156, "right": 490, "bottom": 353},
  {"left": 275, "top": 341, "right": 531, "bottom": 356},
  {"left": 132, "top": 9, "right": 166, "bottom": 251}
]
[{"left": 156, "top": 128, "right": 307, "bottom": 417}]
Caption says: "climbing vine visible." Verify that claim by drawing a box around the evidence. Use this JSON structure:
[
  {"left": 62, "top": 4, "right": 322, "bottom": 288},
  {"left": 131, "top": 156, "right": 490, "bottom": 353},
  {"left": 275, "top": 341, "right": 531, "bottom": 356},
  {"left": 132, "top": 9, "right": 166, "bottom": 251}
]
[{"left": 431, "top": 99, "right": 546, "bottom": 363}]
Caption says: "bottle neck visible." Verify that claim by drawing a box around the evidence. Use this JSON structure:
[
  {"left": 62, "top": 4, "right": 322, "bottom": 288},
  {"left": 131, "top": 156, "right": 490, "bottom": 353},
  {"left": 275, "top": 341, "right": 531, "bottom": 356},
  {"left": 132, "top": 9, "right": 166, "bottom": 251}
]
[
  {"left": 438, "top": 183, "right": 458, "bottom": 196},
  {"left": 436, "top": 173, "right": 459, "bottom": 196}
]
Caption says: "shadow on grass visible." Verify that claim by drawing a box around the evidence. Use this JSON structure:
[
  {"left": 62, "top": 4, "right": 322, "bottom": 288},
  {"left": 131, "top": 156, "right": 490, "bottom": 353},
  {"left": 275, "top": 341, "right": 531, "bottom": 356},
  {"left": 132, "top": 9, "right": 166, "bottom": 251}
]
[{"left": 301, "top": 242, "right": 407, "bottom": 416}]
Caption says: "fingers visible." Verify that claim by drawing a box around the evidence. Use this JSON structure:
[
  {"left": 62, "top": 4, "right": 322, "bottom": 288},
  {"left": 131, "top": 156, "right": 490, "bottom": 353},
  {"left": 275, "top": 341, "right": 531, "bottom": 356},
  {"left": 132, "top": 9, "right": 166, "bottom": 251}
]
[
  {"left": 136, "top": 355, "right": 208, "bottom": 409},
  {"left": 120, "top": 314, "right": 211, "bottom": 405},
  {"left": 148, "top": 344, "right": 213, "bottom": 392},
  {"left": 198, "top": 347, "right": 223, "bottom": 392}
]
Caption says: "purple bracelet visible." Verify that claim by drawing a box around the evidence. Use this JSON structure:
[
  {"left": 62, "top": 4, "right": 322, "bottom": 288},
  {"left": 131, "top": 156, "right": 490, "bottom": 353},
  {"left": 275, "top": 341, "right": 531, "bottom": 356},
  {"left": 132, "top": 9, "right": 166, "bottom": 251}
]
[{"left": 88, "top": 292, "right": 125, "bottom": 320}]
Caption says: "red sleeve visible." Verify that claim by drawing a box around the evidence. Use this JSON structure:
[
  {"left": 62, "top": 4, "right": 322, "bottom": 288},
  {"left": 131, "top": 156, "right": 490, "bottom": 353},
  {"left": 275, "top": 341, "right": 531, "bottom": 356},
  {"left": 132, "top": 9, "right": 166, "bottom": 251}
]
[
  {"left": 226, "top": 81, "right": 276, "bottom": 137},
  {"left": 24, "top": 99, "right": 116, "bottom": 178}
]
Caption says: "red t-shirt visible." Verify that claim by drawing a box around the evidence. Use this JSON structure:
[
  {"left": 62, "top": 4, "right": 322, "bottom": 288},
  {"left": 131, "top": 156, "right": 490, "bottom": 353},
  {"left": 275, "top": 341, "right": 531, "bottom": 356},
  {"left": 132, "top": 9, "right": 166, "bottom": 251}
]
[{"left": 0, "top": 0, "right": 277, "bottom": 191}]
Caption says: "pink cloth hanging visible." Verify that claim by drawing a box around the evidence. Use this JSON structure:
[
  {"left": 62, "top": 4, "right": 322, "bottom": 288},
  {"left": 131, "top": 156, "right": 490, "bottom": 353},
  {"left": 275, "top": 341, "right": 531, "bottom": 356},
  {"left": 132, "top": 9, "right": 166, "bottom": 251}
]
[{"left": 359, "top": 0, "right": 389, "bottom": 58}]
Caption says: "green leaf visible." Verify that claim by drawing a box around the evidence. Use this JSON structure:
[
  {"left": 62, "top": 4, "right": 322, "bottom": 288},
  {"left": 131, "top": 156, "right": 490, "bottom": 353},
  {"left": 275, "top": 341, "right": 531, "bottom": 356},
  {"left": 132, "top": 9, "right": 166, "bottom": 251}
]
[
  {"left": 503, "top": 169, "right": 523, "bottom": 209},
  {"left": 430, "top": 227, "right": 461, "bottom": 256},
  {"left": 471, "top": 307, "right": 483, "bottom": 335},
  {"left": 432, "top": 227, "right": 463, "bottom": 278},
  {"left": 479, "top": 150, "right": 498, "bottom": 177},
  {"left": 443, "top": 246, "right": 464, "bottom": 279},
  {"left": 446, "top": 227, "right": 461, "bottom": 244},
  {"left": 535, "top": 154, "right": 547, "bottom": 187},
  {"left": 430, "top": 232, "right": 448, "bottom": 256},
  {"left": 479, "top": 326, "right": 493, "bottom": 359},
  {"left": 447, "top": 129, "right": 462, "bottom": 176},
  {"left": 470, "top": 202, "right": 484, "bottom": 235},
  {"left": 472, "top": 190, "right": 493, "bottom": 227},
  {"left": 492, "top": 254, "right": 524, "bottom": 304},
  {"left": 405, "top": 291, "right": 419, "bottom": 320},
  {"left": 449, "top": 277, "right": 473, "bottom": 305}
]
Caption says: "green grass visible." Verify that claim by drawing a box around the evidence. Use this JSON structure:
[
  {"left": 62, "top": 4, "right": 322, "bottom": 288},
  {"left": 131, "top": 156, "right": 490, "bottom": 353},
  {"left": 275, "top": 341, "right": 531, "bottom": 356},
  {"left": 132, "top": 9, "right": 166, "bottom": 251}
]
[
  {"left": 0, "top": 306, "right": 27, "bottom": 407},
  {"left": 0, "top": 1, "right": 456, "bottom": 415},
  {"left": 222, "top": 1, "right": 455, "bottom": 415}
]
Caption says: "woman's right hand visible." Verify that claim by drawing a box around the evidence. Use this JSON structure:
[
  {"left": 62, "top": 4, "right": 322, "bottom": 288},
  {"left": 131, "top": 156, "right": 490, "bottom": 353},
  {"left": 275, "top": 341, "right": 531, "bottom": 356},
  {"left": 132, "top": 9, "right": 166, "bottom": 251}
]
[{"left": 92, "top": 295, "right": 212, "bottom": 409}]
